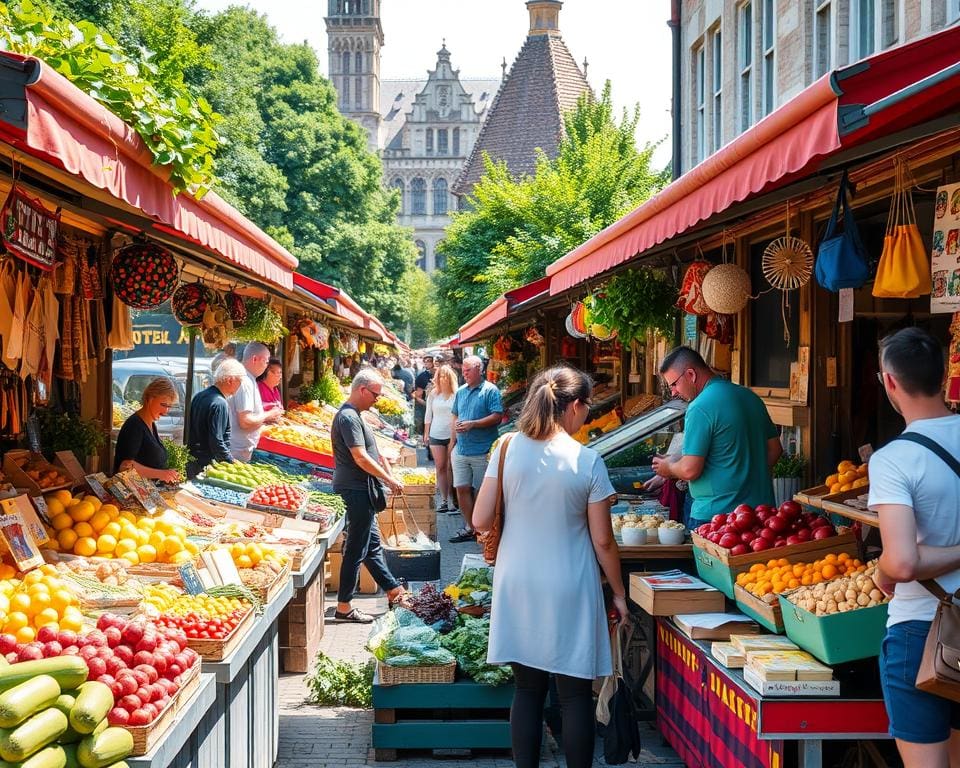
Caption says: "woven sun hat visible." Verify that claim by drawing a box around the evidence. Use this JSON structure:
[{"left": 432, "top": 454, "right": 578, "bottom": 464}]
[{"left": 702, "top": 263, "right": 752, "bottom": 315}]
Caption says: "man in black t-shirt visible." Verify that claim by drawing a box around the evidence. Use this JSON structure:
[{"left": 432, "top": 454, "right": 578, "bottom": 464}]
[
  {"left": 412, "top": 355, "right": 434, "bottom": 442},
  {"left": 186, "top": 359, "right": 245, "bottom": 479},
  {"left": 332, "top": 370, "right": 407, "bottom": 623}
]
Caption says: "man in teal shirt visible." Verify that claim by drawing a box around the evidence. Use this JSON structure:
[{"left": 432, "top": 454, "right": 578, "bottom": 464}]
[{"left": 652, "top": 347, "right": 781, "bottom": 527}]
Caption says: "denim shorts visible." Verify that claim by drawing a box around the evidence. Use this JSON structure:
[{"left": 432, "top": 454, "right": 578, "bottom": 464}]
[
  {"left": 879, "top": 620, "right": 960, "bottom": 743},
  {"left": 451, "top": 450, "right": 488, "bottom": 489}
]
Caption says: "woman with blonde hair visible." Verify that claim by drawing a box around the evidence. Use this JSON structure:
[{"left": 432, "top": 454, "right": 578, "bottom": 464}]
[
  {"left": 424, "top": 364, "right": 458, "bottom": 511},
  {"left": 473, "top": 365, "right": 626, "bottom": 768},
  {"left": 114, "top": 377, "right": 181, "bottom": 483}
]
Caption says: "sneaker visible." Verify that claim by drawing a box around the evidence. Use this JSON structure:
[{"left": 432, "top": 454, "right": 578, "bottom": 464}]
[
  {"left": 437, "top": 503, "right": 450, "bottom": 513},
  {"left": 449, "top": 528, "right": 477, "bottom": 544}
]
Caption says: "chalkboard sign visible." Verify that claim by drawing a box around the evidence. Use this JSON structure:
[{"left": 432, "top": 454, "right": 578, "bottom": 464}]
[{"left": 178, "top": 563, "right": 205, "bottom": 595}]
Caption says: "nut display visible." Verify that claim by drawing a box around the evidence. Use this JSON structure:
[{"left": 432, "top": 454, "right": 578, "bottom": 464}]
[{"left": 782, "top": 560, "right": 890, "bottom": 615}]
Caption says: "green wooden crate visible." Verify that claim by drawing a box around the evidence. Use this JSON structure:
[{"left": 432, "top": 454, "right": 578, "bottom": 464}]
[
  {"left": 372, "top": 677, "right": 514, "bottom": 760},
  {"left": 778, "top": 595, "right": 888, "bottom": 664},
  {"left": 693, "top": 545, "right": 737, "bottom": 599}
]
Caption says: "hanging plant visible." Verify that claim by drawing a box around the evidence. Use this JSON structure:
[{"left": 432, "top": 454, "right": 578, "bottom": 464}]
[
  {"left": 590, "top": 268, "right": 677, "bottom": 345},
  {"left": 230, "top": 299, "right": 287, "bottom": 344},
  {"left": 110, "top": 240, "right": 179, "bottom": 310}
]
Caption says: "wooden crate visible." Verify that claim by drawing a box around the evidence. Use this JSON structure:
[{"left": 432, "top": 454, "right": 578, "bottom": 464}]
[
  {"left": 128, "top": 660, "right": 202, "bottom": 755},
  {"left": 733, "top": 584, "right": 785, "bottom": 633},
  {"left": 628, "top": 572, "right": 725, "bottom": 616},
  {"left": 378, "top": 509, "right": 436, "bottom": 540},
  {"left": 188, "top": 607, "right": 256, "bottom": 661},
  {"left": 372, "top": 677, "right": 514, "bottom": 761},
  {"left": 326, "top": 551, "right": 379, "bottom": 594}
]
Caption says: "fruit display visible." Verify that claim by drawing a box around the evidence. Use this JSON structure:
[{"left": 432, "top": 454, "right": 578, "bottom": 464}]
[
  {"left": 223, "top": 542, "right": 287, "bottom": 571},
  {"left": 736, "top": 553, "right": 867, "bottom": 602},
  {"left": 248, "top": 484, "right": 307, "bottom": 512},
  {"left": 572, "top": 410, "right": 622, "bottom": 444},
  {"left": 782, "top": 560, "right": 891, "bottom": 615},
  {"left": 0, "top": 564, "right": 84, "bottom": 642},
  {"left": 45, "top": 492, "right": 199, "bottom": 566},
  {"left": 189, "top": 482, "right": 250, "bottom": 507},
  {"left": 612, "top": 513, "right": 667, "bottom": 533},
  {"left": 200, "top": 461, "right": 294, "bottom": 490},
  {"left": 0, "top": 651, "right": 133, "bottom": 766},
  {"left": 374, "top": 397, "right": 406, "bottom": 418},
  {"left": 284, "top": 402, "right": 335, "bottom": 429},
  {"left": 823, "top": 459, "right": 869, "bottom": 493},
  {"left": 11, "top": 457, "right": 71, "bottom": 490},
  {"left": 262, "top": 425, "right": 333, "bottom": 455},
  {"left": 154, "top": 592, "right": 251, "bottom": 639},
  {"left": 393, "top": 467, "right": 436, "bottom": 486},
  {"left": 694, "top": 501, "right": 838, "bottom": 555}
]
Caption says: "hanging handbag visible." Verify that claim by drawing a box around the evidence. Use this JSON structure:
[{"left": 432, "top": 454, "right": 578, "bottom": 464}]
[
  {"left": 815, "top": 171, "right": 870, "bottom": 292},
  {"left": 888, "top": 433, "right": 960, "bottom": 701},
  {"left": 873, "top": 160, "right": 931, "bottom": 298},
  {"left": 368, "top": 474, "right": 387, "bottom": 512},
  {"left": 481, "top": 433, "right": 514, "bottom": 565}
]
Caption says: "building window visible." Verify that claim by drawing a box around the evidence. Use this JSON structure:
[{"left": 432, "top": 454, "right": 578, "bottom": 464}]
[
  {"left": 342, "top": 51, "right": 350, "bottom": 75},
  {"left": 851, "top": 0, "right": 897, "bottom": 57},
  {"left": 813, "top": 0, "right": 833, "bottom": 78},
  {"left": 355, "top": 52, "right": 363, "bottom": 73},
  {"left": 362, "top": 0, "right": 369, "bottom": 13},
  {"left": 738, "top": 2, "right": 754, "bottom": 132},
  {"left": 453, "top": 128, "right": 461, "bottom": 156},
  {"left": 949, "top": 0, "right": 960, "bottom": 24},
  {"left": 433, "top": 178, "right": 448, "bottom": 215},
  {"left": 711, "top": 28, "right": 722, "bottom": 151},
  {"left": 354, "top": 76, "right": 361, "bottom": 109},
  {"left": 415, "top": 240, "right": 426, "bottom": 271},
  {"left": 761, "top": 0, "right": 775, "bottom": 116},
  {"left": 695, "top": 44, "right": 706, "bottom": 165},
  {"left": 391, "top": 178, "right": 404, "bottom": 214},
  {"left": 411, "top": 178, "right": 426, "bottom": 215},
  {"left": 434, "top": 252, "right": 446, "bottom": 271},
  {"left": 881, "top": 0, "right": 899, "bottom": 48},
  {"left": 437, "top": 129, "right": 448, "bottom": 155},
  {"left": 426, "top": 129, "right": 433, "bottom": 154},
  {"left": 342, "top": 78, "right": 350, "bottom": 108}
]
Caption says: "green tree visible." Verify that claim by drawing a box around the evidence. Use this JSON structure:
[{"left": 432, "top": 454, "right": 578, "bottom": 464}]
[
  {"left": 435, "top": 82, "right": 668, "bottom": 334},
  {"left": 399, "top": 269, "right": 440, "bottom": 348}
]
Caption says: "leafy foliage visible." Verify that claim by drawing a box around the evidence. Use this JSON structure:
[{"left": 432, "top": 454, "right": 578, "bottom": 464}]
[
  {"left": 230, "top": 300, "right": 287, "bottom": 344},
  {"left": 589, "top": 267, "right": 677, "bottom": 345},
  {"left": 0, "top": 0, "right": 221, "bottom": 196},
  {"left": 162, "top": 438, "right": 191, "bottom": 476},
  {"left": 440, "top": 617, "right": 513, "bottom": 686},
  {"left": 34, "top": 408, "right": 105, "bottom": 460},
  {"left": 298, "top": 371, "right": 345, "bottom": 407},
  {"left": 399, "top": 268, "right": 439, "bottom": 348},
  {"left": 305, "top": 652, "right": 374, "bottom": 708},
  {"left": 435, "top": 83, "right": 668, "bottom": 333},
  {"left": 773, "top": 452, "right": 807, "bottom": 479}
]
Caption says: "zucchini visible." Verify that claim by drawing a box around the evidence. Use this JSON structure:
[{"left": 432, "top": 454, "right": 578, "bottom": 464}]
[
  {"left": 0, "top": 676, "right": 62, "bottom": 728},
  {"left": 19, "top": 744, "right": 67, "bottom": 768},
  {"left": 0, "top": 708, "right": 68, "bottom": 762},
  {"left": 76, "top": 728, "right": 133, "bottom": 768},
  {"left": 52, "top": 696, "right": 76, "bottom": 719},
  {"left": 68, "top": 684, "right": 112, "bottom": 736},
  {"left": 61, "top": 742, "right": 79, "bottom": 768},
  {"left": 0, "top": 659, "right": 88, "bottom": 694},
  {"left": 58, "top": 718, "right": 105, "bottom": 746}
]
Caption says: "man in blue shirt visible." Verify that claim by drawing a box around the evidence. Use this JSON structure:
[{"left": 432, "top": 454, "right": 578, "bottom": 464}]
[
  {"left": 449, "top": 355, "right": 503, "bottom": 542},
  {"left": 651, "top": 346, "right": 781, "bottom": 528}
]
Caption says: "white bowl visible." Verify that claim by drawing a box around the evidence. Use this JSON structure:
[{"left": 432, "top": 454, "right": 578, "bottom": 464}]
[
  {"left": 643, "top": 526, "right": 659, "bottom": 543},
  {"left": 621, "top": 527, "right": 648, "bottom": 546},
  {"left": 657, "top": 527, "right": 686, "bottom": 545}
]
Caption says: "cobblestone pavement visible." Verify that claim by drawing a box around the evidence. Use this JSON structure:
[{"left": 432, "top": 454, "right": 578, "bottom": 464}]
[{"left": 276, "top": 456, "right": 684, "bottom": 767}]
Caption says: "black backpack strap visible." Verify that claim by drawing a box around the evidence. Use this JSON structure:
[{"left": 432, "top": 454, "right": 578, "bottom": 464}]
[{"left": 891, "top": 432, "right": 960, "bottom": 479}]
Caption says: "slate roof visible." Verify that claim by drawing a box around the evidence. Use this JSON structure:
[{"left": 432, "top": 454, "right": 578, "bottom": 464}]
[
  {"left": 380, "top": 78, "right": 501, "bottom": 151},
  {"left": 452, "top": 32, "right": 590, "bottom": 196}
]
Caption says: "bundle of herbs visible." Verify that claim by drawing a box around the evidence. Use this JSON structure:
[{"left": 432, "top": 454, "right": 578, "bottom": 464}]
[
  {"left": 305, "top": 652, "right": 374, "bottom": 708},
  {"left": 441, "top": 616, "right": 512, "bottom": 686}
]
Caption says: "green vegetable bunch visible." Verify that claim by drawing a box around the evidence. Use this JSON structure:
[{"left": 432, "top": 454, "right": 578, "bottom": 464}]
[
  {"left": 0, "top": 1, "right": 221, "bottom": 196},
  {"left": 590, "top": 267, "right": 677, "bottom": 344},
  {"left": 773, "top": 452, "right": 807, "bottom": 479},
  {"left": 231, "top": 300, "right": 287, "bottom": 344},
  {"left": 34, "top": 408, "right": 105, "bottom": 460},
  {"left": 305, "top": 652, "right": 374, "bottom": 708},
  {"left": 298, "top": 371, "right": 345, "bottom": 407},
  {"left": 162, "top": 439, "right": 193, "bottom": 477},
  {"left": 441, "top": 617, "right": 513, "bottom": 686}
]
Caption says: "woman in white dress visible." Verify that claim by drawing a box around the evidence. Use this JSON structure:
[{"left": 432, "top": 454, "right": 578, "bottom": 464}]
[
  {"left": 424, "top": 364, "right": 457, "bottom": 511},
  {"left": 473, "top": 366, "right": 627, "bottom": 768}
]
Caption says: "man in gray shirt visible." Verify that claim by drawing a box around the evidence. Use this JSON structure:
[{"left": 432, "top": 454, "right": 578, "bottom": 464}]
[{"left": 332, "top": 370, "right": 408, "bottom": 623}]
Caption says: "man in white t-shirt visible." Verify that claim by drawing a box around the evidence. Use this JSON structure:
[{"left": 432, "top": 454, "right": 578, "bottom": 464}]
[
  {"left": 868, "top": 327, "right": 960, "bottom": 766},
  {"left": 229, "top": 342, "right": 283, "bottom": 461}
]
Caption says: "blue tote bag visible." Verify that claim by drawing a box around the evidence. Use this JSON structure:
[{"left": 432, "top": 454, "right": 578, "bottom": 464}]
[{"left": 815, "top": 171, "right": 870, "bottom": 292}]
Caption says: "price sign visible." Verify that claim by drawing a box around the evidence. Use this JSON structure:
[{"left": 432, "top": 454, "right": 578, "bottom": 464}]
[
  {"left": 0, "top": 185, "right": 60, "bottom": 270},
  {"left": 85, "top": 473, "right": 110, "bottom": 502},
  {"left": 116, "top": 470, "right": 164, "bottom": 514},
  {"left": 30, "top": 495, "right": 50, "bottom": 526},
  {"left": 178, "top": 563, "right": 205, "bottom": 595}
]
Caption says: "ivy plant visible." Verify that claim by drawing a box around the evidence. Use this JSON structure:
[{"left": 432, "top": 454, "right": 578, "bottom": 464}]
[
  {"left": 0, "top": 0, "right": 221, "bottom": 197},
  {"left": 590, "top": 267, "right": 677, "bottom": 345}
]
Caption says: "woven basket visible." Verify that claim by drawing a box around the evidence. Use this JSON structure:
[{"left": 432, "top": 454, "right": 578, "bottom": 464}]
[
  {"left": 702, "top": 263, "right": 751, "bottom": 315},
  {"left": 378, "top": 660, "right": 456, "bottom": 686},
  {"left": 623, "top": 393, "right": 662, "bottom": 419}
]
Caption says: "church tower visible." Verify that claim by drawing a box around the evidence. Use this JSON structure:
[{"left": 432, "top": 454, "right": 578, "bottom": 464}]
[{"left": 325, "top": 0, "right": 384, "bottom": 152}]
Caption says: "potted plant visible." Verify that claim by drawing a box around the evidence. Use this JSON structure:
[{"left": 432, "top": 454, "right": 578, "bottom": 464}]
[
  {"left": 34, "top": 409, "right": 106, "bottom": 471},
  {"left": 772, "top": 452, "right": 807, "bottom": 507}
]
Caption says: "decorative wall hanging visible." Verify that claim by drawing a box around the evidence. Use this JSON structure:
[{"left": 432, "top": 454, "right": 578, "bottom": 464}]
[
  {"left": 171, "top": 282, "right": 214, "bottom": 326},
  {"left": 763, "top": 204, "right": 813, "bottom": 345},
  {"left": 676, "top": 260, "right": 713, "bottom": 315},
  {"left": 1, "top": 184, "right": 60, "bottom": 270},
  {"left": 701, "top": 263, "right": 752, "bottom": 315},
  {"left": 110, "top": 239, "right": 179, "bottom": 309},
  {"left": 225, "top": 290, "right": 248, "bottom": 324}
]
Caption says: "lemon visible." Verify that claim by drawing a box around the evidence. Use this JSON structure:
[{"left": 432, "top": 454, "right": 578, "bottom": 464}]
[
  {"left": 135, "top": 529, "right": 150, "bottom": 546},
  {"left": 52, "top": 490, "right": 73, "bottom": 507},
  {"left": 163, "top": 537, "right": 184, "bottom": 556},
  {"left": 184, "top": 540, "right": 200, "bottom": 555},
  {"left": 149, "top": 531, "right": 166, "bottom": 549},
  {"left": 14, "top": 626, "right": 36, "bottom": 644},
  {"left": 171, "top": 551, "right": 193, "bottom": 565},
  {"left": 115, "top": 538, "right": 137, "bottom": 555},
  {"left": 96, "top": 534, "right": 118, "bottom": 554},
  {"left": 235, "top": 554, "right": 252, "bottom": 569},
  {"left": 74, "top": 537, "right": 97, "bottom": 557},
  {"left": 119, "top": 510, "right": 136, "bottom": 524},
  {"left": 69, "top": 501, "right": 95, "bottom": 523},
  {"left": 137, "top": 517, "right": 156, "bottom": 531},
  {"left": 101, "top": 522, "right": 122, "bottom": 539},
  {"left": 45, "top": 498, "right": 65, "bottom": 518},
  {"left": 51, "top": 513, "right": 73, "bottom": 532},
  {"left": 89, "top": 511, "right": 110, "bottom": 533},
  {"left": 59, "top": 612, "right": 82, "bottom": 633},
  {"left": 73, "top": 522, "right": 94, "bottom": 539},
  {"left": 120, "top": 550, "right": 140, "bottom": 566},
  {"left": 137, "top": 544, "right": 158, "bottom": 564}
]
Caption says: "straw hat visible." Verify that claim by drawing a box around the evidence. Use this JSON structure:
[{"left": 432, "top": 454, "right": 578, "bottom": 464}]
[{"left": 702, "top": 263, "right": 752, "bottom": 315}]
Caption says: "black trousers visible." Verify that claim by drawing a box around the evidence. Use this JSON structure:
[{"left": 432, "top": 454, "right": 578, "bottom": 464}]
[
  {"left": 336, "top": 488, "right": 401, "bottom": 603},
  {"left": 509, "top": 663, "right": 595, "bottom": 768}
]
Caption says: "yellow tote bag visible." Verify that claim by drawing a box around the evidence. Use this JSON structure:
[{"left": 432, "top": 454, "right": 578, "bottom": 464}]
[{"left": 873, "top": 159, "right": 931, "bottom": 298}]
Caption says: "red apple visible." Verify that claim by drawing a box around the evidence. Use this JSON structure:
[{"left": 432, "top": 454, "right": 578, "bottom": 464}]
[
  {"left": 740, "top": 530, "right": 756, "bottom": 544},
  {"left": 718, "top": 533, "right": 740, "bottom": 549},
  {"left": 711, "top": 513, "right": 728, "bottom": 526},
  {"left": 766, "top": 515, "right": 788, "bottom": 533},
  {"left": 785, "top": 535, "right": 804, "bottom": 546},
  {"left": 779, "top": 500, "right": 802, "bottom": 520},
  {"left": 36, "top": 626, "right": 58, "bottom": 644},
  {"left": 732, "top": 510, "right": 757, "bottom": 532},
  {"left": 730, "top": 544, "right": 750, "bottom": 555},
  {"left": 796, "top": 528, "right": 812, "bottom": 541},
  {"left": 812, "top": 526, "right": 835, "bottom": 539},
  {"left": 750, "top": 538, "right": 771, "bottom": 552},
  {"left": 758, "top": 527, "right": 776, "bottom": 541}
]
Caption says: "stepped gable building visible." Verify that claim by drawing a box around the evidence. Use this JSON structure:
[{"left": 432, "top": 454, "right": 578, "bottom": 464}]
[
  {"left": 452, "top": 0, "right": 592, "bottom": 201},
  {"left": 324, "top": 0, "right": 499, "bottom": 273}
]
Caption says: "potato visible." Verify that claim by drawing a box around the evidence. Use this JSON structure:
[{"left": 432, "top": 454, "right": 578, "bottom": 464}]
[
  {"left": 816, "top": 600, "right": 826, "bottom": 613},
  {"left": 826, "top": 599, "right": 838, "bottom": 613},
  {"left": 857, "top": 592, "right": 871, "bottom": 606},
  {"left": 869, "top": 589, "right": 884, "bottom": 602},
  {"left": 838, "top": 602, "right": 849, "bottom": 612}
]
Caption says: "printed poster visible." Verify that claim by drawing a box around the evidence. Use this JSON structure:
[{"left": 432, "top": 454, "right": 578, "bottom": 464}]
[{"left": 931, "top": 181, "right": 960, "bottom": 313}]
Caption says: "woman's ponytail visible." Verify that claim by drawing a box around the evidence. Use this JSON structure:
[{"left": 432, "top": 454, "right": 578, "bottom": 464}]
[{"left": 517, "top": 366, "right": 592, "bottom": 440}]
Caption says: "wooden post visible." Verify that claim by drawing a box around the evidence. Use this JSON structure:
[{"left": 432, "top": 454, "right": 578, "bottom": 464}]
[{"left": 183, "top": 327, "right": 197, "bottom": 447}]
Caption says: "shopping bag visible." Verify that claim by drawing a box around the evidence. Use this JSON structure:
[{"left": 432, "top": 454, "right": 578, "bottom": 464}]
[
  {"left": 480, "top": 433, "right": 513, "bottom": 565},
  {"left": 815, "top": 171, "right": 870, "bottom": 292},
  {"left": 603, "top": 673, "right": 642, "bottom": 764},
  {"left": 597, "top": 624, "right": 632, "bottom": 725},
  {"left": 873, "top": 160, "right": 930, "bottom": 298}
]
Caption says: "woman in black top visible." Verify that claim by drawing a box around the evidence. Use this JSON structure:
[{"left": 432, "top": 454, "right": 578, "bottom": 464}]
[{"left": 114, "top": 377, "right": 181, "bottom": 483}]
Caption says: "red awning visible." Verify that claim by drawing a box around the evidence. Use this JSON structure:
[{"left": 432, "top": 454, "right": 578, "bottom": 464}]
[
  {"left": 458, "top": 276, "right": 552, "bottom": 343},
  {"left": 505, "top": 276, "right": 550, "bottom": 305},
  {"left": 293, "top": 272, "right": 370, "bottom": 330},
  {"left": 546, "top": 25, "right": 960, "bottom": 295},
  {"left": 0, "top": 52, "right": 297, "bottom": 290}
]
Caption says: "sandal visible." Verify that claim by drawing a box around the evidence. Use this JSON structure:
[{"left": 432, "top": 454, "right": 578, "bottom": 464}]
[
  {"left": 334, "top": 608, "right": 374, "bottom": 624},
  {"left": 388, "top": 588, "right": 413, "bottom": 608},
  {"left": 449, "top": 528, "right": 476, "bottom": 544}
]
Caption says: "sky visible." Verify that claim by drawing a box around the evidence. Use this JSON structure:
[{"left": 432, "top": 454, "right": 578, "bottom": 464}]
[{"left": 191, "top": 0, "right": 675, "bottom": 168}]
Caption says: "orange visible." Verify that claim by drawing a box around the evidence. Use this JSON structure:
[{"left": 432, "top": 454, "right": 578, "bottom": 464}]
[
  {"left": 57, "top": 529, "right": 79, "bottom": 551},
  {"left": 52, "top": 490, "right": 73, "bottom": 507},
  {"left": 824, "top": 553, "right": 838, "bottom": 563},
  {"left": 788, "top": 578, "right": 800, "bottom": 589},
  {"left": 89, "top": 511, "right": 110, "bottom": 533},
  {"left": 825, "top": 473, "right": 839, "bottom": 486},
  {"left": 10, "top": 593, "right": 31, "bottom": 614},
  {"left": 74, "top": 537, "right": 97, "bottom": 558},
  {"left": 14, "top": 626, "right": 36, "bottom": 644},
  {"left": 51, "top": 513, "right": 73, "bottom": 532},
  {"left": 0, "top": 564, "right": 16, "bottom": 580},
  {"left": 136, "top": 545, "right": 158, "bottom": 564},
  {"left": 73, "top": 522, "right": 93, "bottom": 539},
  {"left": 69, "top": 501, "right": 95, "bottom": 523},
  {"left": 4, "top": 611, "right": 28, "bottom": 632}
]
